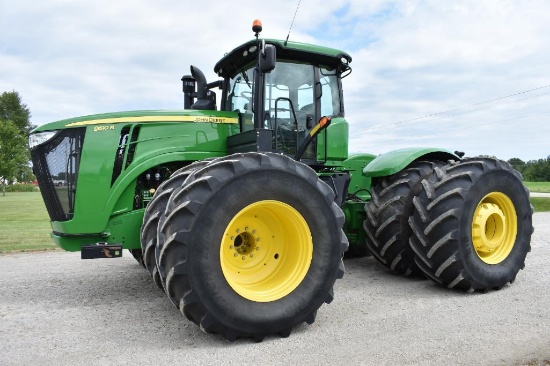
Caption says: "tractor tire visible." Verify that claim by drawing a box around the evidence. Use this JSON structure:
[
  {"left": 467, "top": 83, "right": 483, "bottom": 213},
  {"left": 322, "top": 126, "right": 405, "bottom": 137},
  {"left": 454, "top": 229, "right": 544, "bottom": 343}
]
[
  {"left": 364, "top": 161, "right": 444, "bottom": 276},
  {"left": 409, "top": 158, "right": 533, "bottom": 292},
  {"left": 141, "top": 160, "right": 211, "bottom": 290},
  {"left": 157, "top": 152, "right": 348, "bottom": 341},
  {"left": 129, "top": 249, "right": 145, "bottom": 268}
]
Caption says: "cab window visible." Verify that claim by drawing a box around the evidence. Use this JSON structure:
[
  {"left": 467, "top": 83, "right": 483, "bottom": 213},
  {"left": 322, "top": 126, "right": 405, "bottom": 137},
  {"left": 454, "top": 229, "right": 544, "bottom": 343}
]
[{"left": 319, "top": 66, "right": 341, "bottom": 117}]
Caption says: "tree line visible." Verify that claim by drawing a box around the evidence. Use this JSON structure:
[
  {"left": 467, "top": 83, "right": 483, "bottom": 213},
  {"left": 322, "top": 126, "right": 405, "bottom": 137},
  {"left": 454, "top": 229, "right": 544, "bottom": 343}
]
[
  {"left": 508, "top": 157, "right": 550, "bottom": 182},
  {"left": 0, "top": 91, "right": 35, "bottom": 195}
]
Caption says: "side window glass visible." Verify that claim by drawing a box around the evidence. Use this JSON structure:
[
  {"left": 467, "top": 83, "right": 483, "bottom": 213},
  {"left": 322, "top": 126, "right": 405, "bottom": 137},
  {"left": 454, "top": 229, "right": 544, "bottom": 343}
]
[
  {"left": 297, "top": 83, "right": 314, "bottom": 116},
  {"left": 319, "top": 67, "right": 341, "bottom": 117},
  {"left": 227, "top": 69, "right": 254, "bottom": 114},
  {"left": 227, "top": 68, "right": 255, "bottom": 131}
]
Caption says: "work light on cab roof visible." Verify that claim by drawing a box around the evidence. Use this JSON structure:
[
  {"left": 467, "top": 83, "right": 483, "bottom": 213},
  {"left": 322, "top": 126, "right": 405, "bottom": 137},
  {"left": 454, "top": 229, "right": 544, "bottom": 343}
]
[{"left": 252, "top": 19, "right": 263, "bottom": 34}]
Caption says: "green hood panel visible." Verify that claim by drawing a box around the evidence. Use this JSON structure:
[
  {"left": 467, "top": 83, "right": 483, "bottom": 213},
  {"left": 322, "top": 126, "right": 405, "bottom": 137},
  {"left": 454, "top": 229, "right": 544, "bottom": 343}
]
[{"left": 31, "top": 110, "right": 239, "bottom": 133}]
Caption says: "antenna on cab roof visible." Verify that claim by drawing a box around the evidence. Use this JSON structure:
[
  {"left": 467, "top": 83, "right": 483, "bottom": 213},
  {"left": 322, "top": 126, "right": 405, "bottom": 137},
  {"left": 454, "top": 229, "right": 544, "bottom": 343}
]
[{"left": 284, "top": 0, "right": 302, "bottom": 46}]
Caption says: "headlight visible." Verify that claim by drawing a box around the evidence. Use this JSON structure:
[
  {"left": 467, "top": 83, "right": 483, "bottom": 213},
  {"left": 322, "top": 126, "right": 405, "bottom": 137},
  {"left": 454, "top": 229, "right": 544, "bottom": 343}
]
[{"left": 28, "top": 131, "right": 58, "bottom": 149}]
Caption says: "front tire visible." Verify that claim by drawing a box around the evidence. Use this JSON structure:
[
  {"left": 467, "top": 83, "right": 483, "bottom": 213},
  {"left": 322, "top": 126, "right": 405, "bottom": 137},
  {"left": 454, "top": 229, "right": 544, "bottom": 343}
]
[
  {"left": 140, "top": 161, "right": 210, "bottom": 289},
  {"left": 409, "top": 158, "right": 533, "bottom": 291},
  {"left": 129, "top": 249, "right": 145, "bottom": 268},
  {"left": 158, "top": 153, "right": 348, "bottom": 341}
]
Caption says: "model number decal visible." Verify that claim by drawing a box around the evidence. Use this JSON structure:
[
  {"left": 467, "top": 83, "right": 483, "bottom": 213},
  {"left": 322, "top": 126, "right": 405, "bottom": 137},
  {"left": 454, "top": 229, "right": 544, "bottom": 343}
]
[{"left": 93, "top": 125, "right": 115, "bottom": 132}]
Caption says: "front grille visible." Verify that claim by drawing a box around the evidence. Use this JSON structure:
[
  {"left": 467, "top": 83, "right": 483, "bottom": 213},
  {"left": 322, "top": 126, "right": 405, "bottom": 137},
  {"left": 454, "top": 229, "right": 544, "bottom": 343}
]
[{"left": 30, "top": 128, "right": 85, "bottom": 221}]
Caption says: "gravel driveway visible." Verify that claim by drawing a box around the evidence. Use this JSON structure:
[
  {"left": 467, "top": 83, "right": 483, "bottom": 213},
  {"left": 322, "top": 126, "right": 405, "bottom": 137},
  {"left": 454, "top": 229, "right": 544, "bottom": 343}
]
[{"left": 1, "top": 213, "right": 549, "bottom": 366}]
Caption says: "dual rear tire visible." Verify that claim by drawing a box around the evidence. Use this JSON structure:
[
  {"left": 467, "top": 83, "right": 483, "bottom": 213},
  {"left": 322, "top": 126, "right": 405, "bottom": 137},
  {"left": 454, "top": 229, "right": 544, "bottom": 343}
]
[
  {"left": 365, "top": 158, "right": 532, "bottom": 292},
  {"left": 364, "top": 161, "right": 443, "bottom": 276},
  {"left": 409, "top": 158, "right": 533, "bottom": 291}
]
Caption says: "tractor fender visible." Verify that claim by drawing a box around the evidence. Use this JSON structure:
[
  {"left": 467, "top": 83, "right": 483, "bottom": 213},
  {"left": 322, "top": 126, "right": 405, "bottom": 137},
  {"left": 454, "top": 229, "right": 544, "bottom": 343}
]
[{"left": 362, "top": 147, "right": 460, "bottom": 178}]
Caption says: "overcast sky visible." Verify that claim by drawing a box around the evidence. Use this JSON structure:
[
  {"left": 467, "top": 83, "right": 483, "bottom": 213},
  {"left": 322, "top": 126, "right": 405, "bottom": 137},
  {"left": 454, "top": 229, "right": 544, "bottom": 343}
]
[{"left": 1, "top": 0, "right": 549, "bottom": 161}]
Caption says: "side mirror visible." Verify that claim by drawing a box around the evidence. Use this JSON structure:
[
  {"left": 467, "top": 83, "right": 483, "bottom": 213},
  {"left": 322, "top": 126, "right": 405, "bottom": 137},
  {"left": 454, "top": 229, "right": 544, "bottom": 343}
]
[{"left": 259, "top": 44, "right": 276, "bottom": 73}]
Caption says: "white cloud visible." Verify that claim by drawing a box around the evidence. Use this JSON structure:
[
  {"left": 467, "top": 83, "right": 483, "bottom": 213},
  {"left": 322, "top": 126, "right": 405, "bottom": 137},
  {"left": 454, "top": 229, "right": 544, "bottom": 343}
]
[
  {"left": 1, "top": 0, "right": 549, "bottom": 160},
  {"left": 0, "top": 0, "right": 304, "bottom": 120},
  {"left": 334, "top": 0, "right": 550, "bottom": 160}
]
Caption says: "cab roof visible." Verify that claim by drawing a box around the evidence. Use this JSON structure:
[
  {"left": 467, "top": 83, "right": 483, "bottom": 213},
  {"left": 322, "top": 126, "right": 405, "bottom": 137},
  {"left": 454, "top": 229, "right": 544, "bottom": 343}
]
[{"left": 213, "top": 39, "right": 352, "bottom": 78}]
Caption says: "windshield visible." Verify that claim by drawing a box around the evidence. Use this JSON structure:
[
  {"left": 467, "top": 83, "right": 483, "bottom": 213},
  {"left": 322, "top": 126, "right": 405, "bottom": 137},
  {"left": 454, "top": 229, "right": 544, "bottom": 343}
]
[
  {"left": 265, "top": 62, "right": 314, "bottom": 157},
  {"left": 224, "top": 61, "right": 342, "bottom": 159}
]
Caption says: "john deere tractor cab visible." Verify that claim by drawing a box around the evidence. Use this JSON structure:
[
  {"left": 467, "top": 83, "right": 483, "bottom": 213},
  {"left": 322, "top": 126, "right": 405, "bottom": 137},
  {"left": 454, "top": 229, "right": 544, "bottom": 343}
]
[
  {"left": 29, "top": 21, "right": 533, "bottom": 342},
  {"left": 185, "top": 20, "right": 351, "bottom": 167}
]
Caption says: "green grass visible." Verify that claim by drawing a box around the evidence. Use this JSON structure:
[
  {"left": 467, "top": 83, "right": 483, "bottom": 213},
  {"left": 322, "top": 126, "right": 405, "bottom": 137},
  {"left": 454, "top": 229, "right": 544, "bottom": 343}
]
[
  {"left": 0, "top": 192, "right": 57, "bottom": 253},
  {"left": 0, "top": 191, "right": 549, "bottom": 254},
  {"left": 525, "top": 181, "right": 550, "bottom": 193},
  {"left": 531, "top": 197, "right": 550, "bottom": 213}
]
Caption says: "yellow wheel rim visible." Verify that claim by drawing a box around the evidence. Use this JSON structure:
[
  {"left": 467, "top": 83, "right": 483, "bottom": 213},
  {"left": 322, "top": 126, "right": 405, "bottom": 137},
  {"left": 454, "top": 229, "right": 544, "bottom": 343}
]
[
  {"left": 220, "top": 200, "right": 313, "bottom": 302},
  {"left": 471, "top": 192, "right": 517, "bottom": 264}
]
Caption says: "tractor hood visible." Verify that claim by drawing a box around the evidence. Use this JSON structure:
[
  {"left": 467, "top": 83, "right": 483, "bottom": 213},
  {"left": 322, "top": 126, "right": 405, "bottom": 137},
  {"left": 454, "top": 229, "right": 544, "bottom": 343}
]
[{"left": 30, "top": 109, "right": 239, "bottom": 134}]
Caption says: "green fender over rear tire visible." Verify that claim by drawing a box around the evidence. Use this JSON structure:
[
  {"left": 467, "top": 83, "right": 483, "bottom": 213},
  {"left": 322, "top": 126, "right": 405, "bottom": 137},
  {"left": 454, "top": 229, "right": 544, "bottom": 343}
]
[{"left": 157, "top": 152, "right": 348, "bottom": 341}]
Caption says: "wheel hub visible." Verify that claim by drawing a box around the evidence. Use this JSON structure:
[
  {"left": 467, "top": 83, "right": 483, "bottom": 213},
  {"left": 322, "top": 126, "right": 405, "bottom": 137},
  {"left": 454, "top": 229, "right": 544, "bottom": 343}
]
[
  {"left": 220, "top": 200, "right": 313, "bottom": 302},
  {"left": 471, "top": 192, "right": 517, "bottom": 264},
  {"left": 231, "top": 229, "right": 259, "bottom": 259},
  {"left": 472, "top": 203, "right": 506, "bottom": 251}
]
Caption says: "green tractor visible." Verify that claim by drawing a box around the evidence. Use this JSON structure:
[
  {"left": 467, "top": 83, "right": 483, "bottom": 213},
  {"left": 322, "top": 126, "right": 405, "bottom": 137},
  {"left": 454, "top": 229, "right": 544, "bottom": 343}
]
[{"left": 29, "top": 21, "right": 533, "bottom": 341}]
